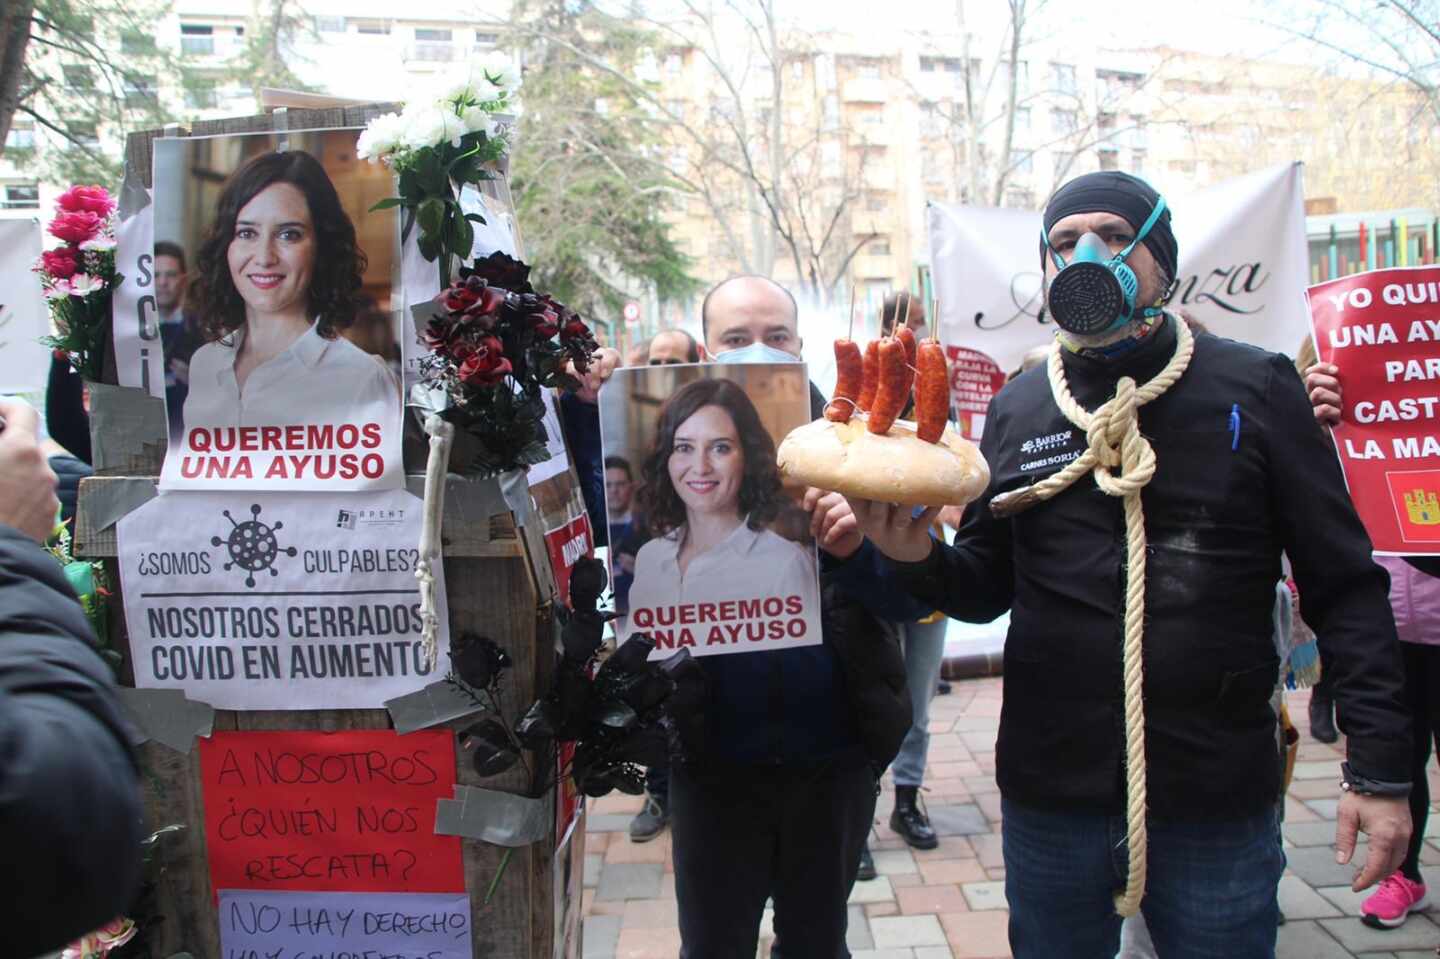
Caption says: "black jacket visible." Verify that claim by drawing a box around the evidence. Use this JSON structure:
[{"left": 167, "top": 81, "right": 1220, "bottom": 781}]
[
  {"left": 895, "top": 319, "right": 1410, "bottom": 820},
  {"left": 0, "top": 526, "right": 144, "bottom": 955}
]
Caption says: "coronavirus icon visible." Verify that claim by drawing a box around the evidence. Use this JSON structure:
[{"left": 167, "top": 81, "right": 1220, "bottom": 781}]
[{"left": 212, "top": 504, "right": 297, "bottom": 587}]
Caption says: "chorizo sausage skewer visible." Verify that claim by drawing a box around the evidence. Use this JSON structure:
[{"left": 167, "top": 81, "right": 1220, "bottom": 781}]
[
  {"left": 915, "top": 340, "right": 948, "bottom": 443},
  {"left": 857, "top": 340, "right": 880, "bottom": 412},
  {"left": 867, "top": 339, "right": 908, "bottom": 435},
  {"left": 825, "top": 340, "right": 863, "bottom": 423}
]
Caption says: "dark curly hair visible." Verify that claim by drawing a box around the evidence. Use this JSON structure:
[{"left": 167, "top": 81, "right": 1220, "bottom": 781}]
[
  {"left": 636, "top": 377, "right": 785, "bottom": 537},
  {"left": 187, "top": 150, "right": 367, "bottom": 343}
]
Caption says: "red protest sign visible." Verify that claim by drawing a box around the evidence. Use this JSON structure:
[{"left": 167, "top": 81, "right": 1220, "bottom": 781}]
[
  {"left": 543, "top": 512, "right": 594, "bottom": 606},
  {"left": 198, "top": 729, "right": 465, "bottom": 894},
  {"left": 1308, "top": 266, "right": 1440, "bottom": 555}
]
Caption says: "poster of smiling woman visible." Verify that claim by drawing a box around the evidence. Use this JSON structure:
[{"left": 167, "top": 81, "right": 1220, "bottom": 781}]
[
  {"left": 599, "top": 363, "right": 822, "bottom": 659},
  {"left": 153, "top": 129, "right": 404, "bottom": 490}
]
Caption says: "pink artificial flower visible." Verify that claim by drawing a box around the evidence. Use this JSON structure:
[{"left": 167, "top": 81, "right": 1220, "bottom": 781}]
[
  {"left": 60, "top": 917, "right": 137, "bottom": 958},
  {"left": 46, "top": 278, "right": 75, "bottom": 300},
  {"left": 49, "top": 210, "right": 104, "bottom": 244},
  {"left": 56, "top": 185, "right": 116, "bottom": 218},
  {"left": 68, "top": 273, "right": 107, "bottom": 296},
  {"left": 41, "top": 246, "right": 80, "bottom": 279},
  {"left": 79, "top": 236, "right": 117, "bottom": 252}
]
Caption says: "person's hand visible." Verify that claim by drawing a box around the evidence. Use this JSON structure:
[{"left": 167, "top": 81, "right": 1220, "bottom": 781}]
[
  {"left": 616, "top": 552, "right": 636, "bottom": 575},
  {"left": 1335, "top": 791, "right": 1411, "bottom": 891},
  {"left": 571, "top": 347, "right": 621, "bottom": 404},
  {"left": 937, "top": 505, "right": 966, "bottom": 531},
  {"left": 1305, "top": 362, "right": 1342, "bottom": 427},
  {"left": 803, "top": 487, "right": 863, "bottom": 559},
  {"left": 170, "top": 358, "right": 190, "bottom": 385},
  {"left": 844, "top": 496, "right": 940, "bottom": 564},
  {"left": 0, "top": 400, "right": 60, "bottom": 543}
]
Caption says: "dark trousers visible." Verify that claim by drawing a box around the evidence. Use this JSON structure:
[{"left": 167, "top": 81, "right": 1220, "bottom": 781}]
[
  {"left": 1400, "top": 642, "right": 1440, "bottom": 880},
  {"left": 671, "top": 748, "right": 876, "bottom": 959},
  {"left": 644, "top": 762, "right": 669, "bottom": 805}
]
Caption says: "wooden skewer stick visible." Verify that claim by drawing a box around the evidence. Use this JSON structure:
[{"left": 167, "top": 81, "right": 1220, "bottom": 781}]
[
  {"left": 900, "top": 292, "right": 912, "bottom": 335},
  {"left": 930, "top": 297, "right": 941, "bottom": 343},
  {"left": 847, "top": 283, "right": 856, "bottom": 341}
]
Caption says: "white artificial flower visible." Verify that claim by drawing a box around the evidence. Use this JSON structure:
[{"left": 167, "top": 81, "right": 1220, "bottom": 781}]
[
  {"left": 357, "top": 111, "right": 406, "bottom": 161},
  {"left": 460, "top": 106, "right": 497, "bottom": 136},
  {"left": 79, "top": 236, "right": 117, "bottom": 252},
  {"left": 401, "top": 104, "right": 464, "bottom": 151},
  {"left": 475, "top": 52, "right": 518, "bottom": 95},
  {"left": 68, "top": 273, "right": 106, "bottom": 295},
  {"left": 46, "top": 279, "right": 74, "bottom": 300}
]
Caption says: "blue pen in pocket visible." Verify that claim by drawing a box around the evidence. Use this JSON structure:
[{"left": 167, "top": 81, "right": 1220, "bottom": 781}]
[{"left": 1229, "top": 404, "right": 1241, "bottom": 451}]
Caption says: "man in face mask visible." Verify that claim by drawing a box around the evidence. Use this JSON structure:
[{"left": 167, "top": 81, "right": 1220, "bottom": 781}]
[{"left": 848, "top": 171, "right": 1414, "bottom": 958}]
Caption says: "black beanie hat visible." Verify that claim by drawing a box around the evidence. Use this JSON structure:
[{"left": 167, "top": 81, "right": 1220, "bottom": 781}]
[{"left": 1040, "top": 171, "right": 1178, "bottom": 283}]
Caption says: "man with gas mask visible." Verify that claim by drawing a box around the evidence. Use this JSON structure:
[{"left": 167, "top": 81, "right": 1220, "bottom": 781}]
[{"left": 847, "top": 171, "right": 1413, "bottom": 958}]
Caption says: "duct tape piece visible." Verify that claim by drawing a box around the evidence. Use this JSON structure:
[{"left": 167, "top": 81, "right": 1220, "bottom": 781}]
[
  {"left": 86, "top": 382, "right": 167, "bottom": 472},
  {"left": 499, "top": 469, "right": 533, "bottom": 527},
  {"left": 83, "top": 478, "right": 157, "bottom": 534},
  {"left": 116, "top": 687, "right": 215, "bottom": 753},
  {"left": 118, "top": 162, "right": 151, "bottom": 219},
  {"left": 385, "top": 681, "right": 485, "bottom": 734},
  {"left": 434, "top": 784, "right": 549, "bottom": 846}
]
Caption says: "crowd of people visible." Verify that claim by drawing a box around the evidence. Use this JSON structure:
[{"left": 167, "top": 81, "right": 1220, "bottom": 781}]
[{"left": 3, "top": 167, "right": 1434, "bottom": 959}]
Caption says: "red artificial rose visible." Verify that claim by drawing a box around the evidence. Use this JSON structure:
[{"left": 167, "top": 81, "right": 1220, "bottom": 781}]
[
  {"left": 561, "top": 318, "right": 591, "bottom": 342},
  {"left": 56, "top": 185, "right": 116, "bottom": 218},
  {"left": 442, "top": 277, "right": 506, "bottom": 324},
  {"left": 457, "top": 336, "right": 512, "bottom": 386},
  {"left": 41, "top": 247, "right": 80, "bottom": 279},
  {"left": 49, "top": 210, "right": 104, "bottom": 244},
  {"left": 532, "top": 308, "right": 560, "bottom": 339}
]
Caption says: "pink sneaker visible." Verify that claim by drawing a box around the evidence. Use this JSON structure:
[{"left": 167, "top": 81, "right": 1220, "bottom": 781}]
[{"left": 1361, "top": 872, "right": 1429, "bottom": 928}]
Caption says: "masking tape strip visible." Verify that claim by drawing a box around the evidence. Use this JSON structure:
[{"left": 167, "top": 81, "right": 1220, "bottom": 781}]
[
  {"left": 83, "top": 478, "right": 158, "bottom": 534},
  {"left": 115, "top": 687, "right": 215, "bottom": 753},
  {"left": 434, "top": 784, "right": 548, "bottom": 846},
  {"left": 86, "top": 382, "right": 167, "bottom": 472},
  {"left": 385, "top": 681, "right": 484, "bottom": 734}
]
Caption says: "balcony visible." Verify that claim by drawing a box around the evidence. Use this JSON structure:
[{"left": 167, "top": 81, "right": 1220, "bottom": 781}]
[
  {"left": 406, "top": 42, "right": 459, "bottom": 62},
  {"left": 842, "top": 78, "right": 887, "bottom": 104}
]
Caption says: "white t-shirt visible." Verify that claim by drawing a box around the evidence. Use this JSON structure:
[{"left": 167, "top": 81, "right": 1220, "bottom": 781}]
[
  {"left": 625, "top": 520, "right": 824, "bottom": 658},
  {"left": 182, "top": 322, "right": 399, "bottom": 431}
]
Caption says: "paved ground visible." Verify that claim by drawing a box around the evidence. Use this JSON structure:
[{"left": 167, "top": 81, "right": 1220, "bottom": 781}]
[{"left": 579, "top": 677, "right": 1440, "bottom": 958}]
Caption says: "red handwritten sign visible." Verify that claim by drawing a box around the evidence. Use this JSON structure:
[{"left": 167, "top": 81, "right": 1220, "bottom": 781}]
[
  {"left": 1308, "top": 266, "right": 1440, "bottom": 555},
  {"left": 543, "top": 512, "right": 594, "bottom": 606},
  {"left": 198, "top": 730, "right": 465, "bottom": 894}
]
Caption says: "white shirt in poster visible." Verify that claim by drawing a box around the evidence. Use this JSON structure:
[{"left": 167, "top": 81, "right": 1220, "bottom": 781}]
[
  {"left": 625, "top": 520, "right": 823, "bottom": 659},
  {"left": 162, "top": 322, "right": 403, "bottom": 490}
]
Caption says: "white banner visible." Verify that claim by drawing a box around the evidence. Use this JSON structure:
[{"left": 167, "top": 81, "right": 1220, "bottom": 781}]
[
  {"left": 0, "top": 218, "right": 49, "bottom": 392},
  {"left": 111, "top": 190, "right": 165, "bottom": 398},
  {"left": 118, "top": 488, "right": 449, "bottom": 710},
  {"left": 929, "top": 162, "right": 1311, "bottom": 437}
]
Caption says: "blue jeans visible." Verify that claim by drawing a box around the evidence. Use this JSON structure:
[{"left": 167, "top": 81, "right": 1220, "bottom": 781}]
[
  {"left": 1002, "top": 798, "right": 1284, "bottom": 959},
  {"left": 891, "top": 617, "right": 948, "bottom": 787}
]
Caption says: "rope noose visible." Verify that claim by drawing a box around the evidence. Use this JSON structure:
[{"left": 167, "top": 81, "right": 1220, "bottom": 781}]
[{"left": 991, "top": 315, "right": 1194, "bottom": 916}]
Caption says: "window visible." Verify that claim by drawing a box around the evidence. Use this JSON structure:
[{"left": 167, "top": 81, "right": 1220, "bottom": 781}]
[
  {"left": 415, "top": 28, "right": 452, "bottom": 42},
  {"left": 1051, "top": 108, "right": 1078, "bottom": 134},
  {"left": 186, "top": 80, "right": 218, "bottom": 109},
  {"left": 120, "top": 30, "right": 155, "bottom": 55},
  {"left": 1004, "top": 188, "right": 1034, "bottom": 209},
  {"left": 124, "top": 75, "right": 158, "bottom": 108},
  {"left": 180, "top": 24, "right": 215, "bottom": 56},
  {"left": 355, "top": 21, "right": 391, "bottom": 34},
  {"left": 859, "top": 61, "right": 881, "bottom": 80},
  {"left": 474, "top": 31, "right": 499, "bottom": 46},
  {"left": 868, "top": 238, "right": 891, "bottom": 256},
  {"left": 1009, "top": 149, "right": 1032, "bottom": 174},
  {"left": 63, "top": 65, "right": 95, "bottom": 90},
  {"left": 1098, "top": 149, "right": 1120, "bottom": 171},
  {"left": 1052, "top": 150, "right": 1074, "bottom": 176},
  {"left": 859, "top": 108, "right": 883, "bottom": 125},
  {"left": 791, "top": 60, "right": 805, "bottom": 81},
  {"left": 316, "top": 16, "right": 345, "bottom": 32},
  {"left": 1130, "top": 116, "right": 1148, "bottom": 149},
  {"left": 919, "top": 56, "right": 964, "bottom": 74},
  {"left": 1131, "top": 149, "right": 1146, "bottom": 175},
  {"left": 3, "top": 184, "right": 40, "bottom": 209},
  {"left": 665, "top": 53, "right": 683, "bottom": 76},
  {"left": 999, "top": 59, "right": 1029, "bottom": 92},
  {"left": 1013, "top": 105, "right": 1031, "bottom": 130},
  {"left": 1051, "top": 62, "right": 1077, "bottom": 95},
  {"left": 866, "top": 195, "right": 887, "bottom": 212},
  {"left": 5, "top": 121, "right": 35, "bottom": 150}
]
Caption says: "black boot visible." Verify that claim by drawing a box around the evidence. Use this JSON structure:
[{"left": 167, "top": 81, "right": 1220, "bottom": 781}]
[
  {"left": 890, "top": 785, "right": 939, "bottom": 850},
  {"left": 856, "top": 842, "right": 877, "bottom": 881},
  {"left": 1309, "top": 692, "right": 1338, "bottom": 744}
]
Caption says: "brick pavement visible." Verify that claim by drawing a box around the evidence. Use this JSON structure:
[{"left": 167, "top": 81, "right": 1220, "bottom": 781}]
[{"left": 581, "top": 677, "right": 1440, "bottom": 958}]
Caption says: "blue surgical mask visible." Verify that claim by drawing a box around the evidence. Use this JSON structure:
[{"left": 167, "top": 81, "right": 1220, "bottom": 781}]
[
  {"left": 714, "top": 342, "right": 800, "bottom": 365},
  {"left": 1041, "top": 196, "right": 1167, "bottom": 336}
]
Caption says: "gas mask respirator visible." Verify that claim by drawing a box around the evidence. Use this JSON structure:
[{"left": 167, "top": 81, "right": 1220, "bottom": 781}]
[{"left": 1041, "top": 197, "right": 1168, "bottom": 337}]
